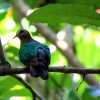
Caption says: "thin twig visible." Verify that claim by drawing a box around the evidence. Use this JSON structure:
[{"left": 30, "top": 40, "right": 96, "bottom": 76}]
[{"left": 76, "top": 74, "right": 86, "bottom": 91}]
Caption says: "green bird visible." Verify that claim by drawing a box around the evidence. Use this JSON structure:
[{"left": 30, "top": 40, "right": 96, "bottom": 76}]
[{"left": 14, "top": 29, "right": 51, "bottom": 80}]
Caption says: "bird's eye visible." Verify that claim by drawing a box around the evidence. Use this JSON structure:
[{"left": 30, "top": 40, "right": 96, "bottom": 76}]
[{"left": 20, "top": 30, "right": 23, "bottom": 33}]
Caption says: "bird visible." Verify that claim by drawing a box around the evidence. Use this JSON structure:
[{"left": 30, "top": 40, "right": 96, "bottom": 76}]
[{"left": 14, "top": 29, "right": 51, "bottom": 80}]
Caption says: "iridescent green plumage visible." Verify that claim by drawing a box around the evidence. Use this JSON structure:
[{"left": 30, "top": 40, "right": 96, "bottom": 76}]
[
  {"left": 19, "top": 41, "right": 50, "bottom": 64},
  {"left": 14, "top": 29, "right": 51, "bottom": 80}
]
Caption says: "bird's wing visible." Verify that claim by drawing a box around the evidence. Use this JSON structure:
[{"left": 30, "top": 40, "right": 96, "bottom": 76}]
[
  {"left": 31, "top": 40, "right": 50, "bottom": 65},
  {"left": 43, "top": 46, "right": 51, "bottom": 65},
  {"left": 38, "top": 45, "right": 51, "bottom": 65}
]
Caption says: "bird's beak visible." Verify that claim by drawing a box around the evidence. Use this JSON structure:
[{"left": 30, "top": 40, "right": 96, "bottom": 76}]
[
  {"left": 13, "top": 32, "right": 19, "bottom": 39},
  {"left": 13, "top": 34, "right": 17, "bottom": 39}
]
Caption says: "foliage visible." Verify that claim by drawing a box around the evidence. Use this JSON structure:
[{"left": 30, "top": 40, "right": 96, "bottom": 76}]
[
  {"left": 0, "top": 2, "right": 11, "bottom": 20},
  {"left": 0, "top": 76, "right": 31, "bottom": 100},
  {"left": 0, "top": 0, "right": 100, "bottom": 100},
  {"left": 27, "top": 4, "right": 100, "bottom": 26}
]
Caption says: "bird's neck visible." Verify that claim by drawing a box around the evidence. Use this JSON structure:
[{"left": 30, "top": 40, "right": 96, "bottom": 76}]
[{"left": 20, "top": 37, "right": 33, "bottom": 45}]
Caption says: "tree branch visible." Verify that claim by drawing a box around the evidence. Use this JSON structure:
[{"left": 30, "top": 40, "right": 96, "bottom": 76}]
[{"left": 0, "top": 66, "right": 100, "bottom": 75}]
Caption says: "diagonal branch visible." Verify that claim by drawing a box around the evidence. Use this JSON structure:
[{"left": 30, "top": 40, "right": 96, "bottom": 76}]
[{"left": 11, "top": 75, "right": 45, "bottom": 100}]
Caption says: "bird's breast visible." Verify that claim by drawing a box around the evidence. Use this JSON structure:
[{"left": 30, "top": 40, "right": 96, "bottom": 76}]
[{"left": 19, "top": 42, "right": 41, "bottom": 62}]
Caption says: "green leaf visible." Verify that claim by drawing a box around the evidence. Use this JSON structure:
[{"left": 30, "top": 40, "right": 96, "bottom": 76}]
[
  {"left": 67, "top": 91, "right": 79, "bottom": 100},
  {"left": 56, "top": 0, "right": 100, "bottom": 7},
  {"left": 0, "top": 2, "right": 12, "bottom": 20},
  {"left": 0, "top": 76, "right": 31, "bottom": 99},
  {"left": 27, "top": 4, "right": 100, "bottom": 26}
]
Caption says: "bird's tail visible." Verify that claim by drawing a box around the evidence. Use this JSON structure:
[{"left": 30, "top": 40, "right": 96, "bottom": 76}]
[{"left": 30, "top": 63, "right": 48, "bottom": 80}]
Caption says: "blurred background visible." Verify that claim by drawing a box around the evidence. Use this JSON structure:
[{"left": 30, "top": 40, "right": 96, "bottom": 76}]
[{"left": 0, "top": 0, "right": 100, "bottom": 100}]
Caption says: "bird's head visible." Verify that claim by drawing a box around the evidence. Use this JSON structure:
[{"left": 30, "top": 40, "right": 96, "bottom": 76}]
[{"left": 13, "top": 29, "right": 31, "bottom": 39}]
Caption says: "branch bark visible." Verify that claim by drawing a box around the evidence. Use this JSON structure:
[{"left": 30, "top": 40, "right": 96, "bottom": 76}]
[{"left": 0, "top": 67, "right": 100, "bottom": 75}]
